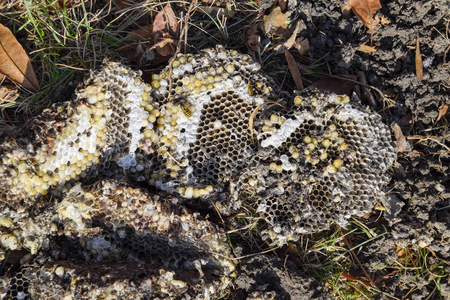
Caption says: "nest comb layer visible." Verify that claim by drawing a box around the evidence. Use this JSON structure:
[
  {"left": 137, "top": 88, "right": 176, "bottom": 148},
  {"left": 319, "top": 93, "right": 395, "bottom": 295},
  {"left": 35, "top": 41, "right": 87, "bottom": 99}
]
[
  {"left": 0, "top": 46, "right": 396, "bottom": 247},
  {"left": 0, "top": 180, "right": 235, "bottom": 299},
  {"left": 238, "top": 91, "right": 396, "bottom": 245}
]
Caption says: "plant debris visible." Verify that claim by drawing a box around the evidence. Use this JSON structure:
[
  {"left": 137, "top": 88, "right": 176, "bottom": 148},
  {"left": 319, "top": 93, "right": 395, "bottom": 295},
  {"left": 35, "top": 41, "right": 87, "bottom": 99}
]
[
  {"left": 284, "top": 49, "right": 303, "bottom": 90},
  {"left": 415, "top": 33, "right": 423, "bottom": 82},
  {"left": 152, "top": 3, "right": 178, "bottom": 56},
  {"left": 436, "top": 103, "right": 448, "bottom": 123},
  {"left": 348, "top": 0, "right": 382, "bottom": 46},
  {"left": 0, "top": 24, "right": 39, "bottom": 92},
  {"left": 393, "top": 123, "right": 408, "bottom": 153}
]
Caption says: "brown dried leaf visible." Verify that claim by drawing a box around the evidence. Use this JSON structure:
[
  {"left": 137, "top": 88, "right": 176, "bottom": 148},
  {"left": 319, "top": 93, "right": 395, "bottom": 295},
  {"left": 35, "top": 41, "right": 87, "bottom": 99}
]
[
  {"left": 436, "top": 103, "right": 448, "bottom": 123},
  {"left": 246, "top": 25, "right": 262, "bottom": 52},
  {"left": 119, "top": 25, "right": 154, "bottom": 65},
  {"left": 261, "top": 6, "right": 290, "bottom": 36},
  {"left": 407, "top": 150, "right": 423, "bottom": 158},
  {"left": 284, "top": 50, "right": 303, "bottom": 90},
  {"left": 294, "top": 37, "right": 309, "bottom": 55},
  {"left": 0, "top": 24, "right": 39, "bottom": 92},
  {"left": 0, "top": 85, "right": 19, "bottom": 104},
  {"left": 415, "top": 33, "right": 423, "bottom": 82},
  {"left": 278, "top": 0, "right": 288, "bottom": 11},
  {"left": 341, "top": 271, "right": 371, "bottom": 286},
  {"left": 358, "top": 43, "right": 377, "bottom": 53},
  {"left": 393, "top": 123, "right": 408, "bottom": 153},
  {"left": 56, "top": 0, "right": 73, "bottom": 8},
  {"left": 380, "top": 16, "right": 390, "bottom": 25},
  {"left": 348, "top": 0, "right": 382, "bottom": 45},
  {"left": 153, "top": 4, "right": 178, "bottom": 56},
  {"left": 273, "top": 21, "right": 301, "bottom": 52}
]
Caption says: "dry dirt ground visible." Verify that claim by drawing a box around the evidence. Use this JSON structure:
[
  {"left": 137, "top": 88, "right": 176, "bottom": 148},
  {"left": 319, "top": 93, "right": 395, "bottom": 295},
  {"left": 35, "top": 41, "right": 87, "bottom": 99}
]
[{"left": 1, "top": 0, "right": 449, "bottom": 299}]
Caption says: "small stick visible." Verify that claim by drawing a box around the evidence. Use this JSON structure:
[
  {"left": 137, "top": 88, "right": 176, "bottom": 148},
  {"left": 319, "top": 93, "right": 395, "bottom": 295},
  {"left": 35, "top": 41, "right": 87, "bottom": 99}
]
[
  {"left": 357, "top": 71, "right": 377, "bottom": 108},
  {"left": 340, "top": 229, "right": 378, "bottom": 289}
]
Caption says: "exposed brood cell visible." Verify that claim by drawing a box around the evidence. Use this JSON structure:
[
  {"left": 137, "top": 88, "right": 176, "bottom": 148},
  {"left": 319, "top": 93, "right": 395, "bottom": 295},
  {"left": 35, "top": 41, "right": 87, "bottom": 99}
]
[
  {"left": 238, "top": 91, "right": 396, "bottom": 245},
  {"left": 0, "top": 62, "right": 151, "bottom": 202}
]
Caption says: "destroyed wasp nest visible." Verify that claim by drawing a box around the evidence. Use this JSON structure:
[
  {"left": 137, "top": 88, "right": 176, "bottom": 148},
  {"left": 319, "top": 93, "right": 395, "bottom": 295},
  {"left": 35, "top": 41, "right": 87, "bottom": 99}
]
[{"left": 1, "top": 46, "right": 396, "bottom": 298}]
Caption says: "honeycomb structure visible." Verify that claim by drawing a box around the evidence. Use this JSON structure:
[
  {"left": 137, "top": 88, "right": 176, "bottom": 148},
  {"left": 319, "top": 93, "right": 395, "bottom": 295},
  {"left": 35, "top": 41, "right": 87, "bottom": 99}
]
[
  {"left": 238, "top": 91, "right": 396, "bottom": 245},
  {"left": 1, "top": 180, "right": 235, "bottom": 299},
  {"left": 0, "top": 62, "right": 150, "bottom": 203},
  {"left": 1, "top": 46, "right": 396, "bottom": 297},
  {"left": 0, "top": 46, "right": 274, "bottom": 212}
]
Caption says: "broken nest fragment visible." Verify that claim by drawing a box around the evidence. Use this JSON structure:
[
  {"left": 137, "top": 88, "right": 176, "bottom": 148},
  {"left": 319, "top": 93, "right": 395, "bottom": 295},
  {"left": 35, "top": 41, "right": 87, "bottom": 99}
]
[{"left": 1, "top": 45, "right": 396, "bottom": 298}]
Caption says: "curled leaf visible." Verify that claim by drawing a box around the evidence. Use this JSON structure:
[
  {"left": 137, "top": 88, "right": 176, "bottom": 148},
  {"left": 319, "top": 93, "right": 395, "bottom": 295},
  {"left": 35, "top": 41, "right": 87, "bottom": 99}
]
[
  {"left": 436, "top": 103, "right": 448, "bottom": 123},
  {"left": 261, "top": 6, "right": 290, "bottom": 37},
  {"left": 393, "top": 123, "right": 408, "bottom": 153},
  {"left": 246, "top": 25, "right": 262, "bottom": 52}
]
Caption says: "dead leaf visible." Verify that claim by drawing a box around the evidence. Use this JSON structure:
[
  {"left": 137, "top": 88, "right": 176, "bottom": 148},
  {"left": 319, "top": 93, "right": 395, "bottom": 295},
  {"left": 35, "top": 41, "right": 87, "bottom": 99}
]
[
  {"left": 153, "top": 4, "right": 178, "bottom": 56},
  {"left": 348, "top": 0, "right": 382, "bottom": 46},
  {"left": 284, "top": 50, "right": 303, "bottom": 90},
  {"left": 261, "top": 6, "right": 290, "bottom": 36},
  {"left": 0, "top": 24, "right": 40, "bottom": 92},
  {"left": 56, "top": 0, "right": 73, "bottom": 8},
  {"left": 294, "top": 37, "right": 309, "bottom": 55},
  {"left": 393, "top": 123, "right": 408, "bottom": 153},
  {"left": 358, "top": 43, "right": 376, "bottom": 53},
  {"left": 415, "top": 33, "right": 423, "bottom": 82},
  {"left": 119, "top": 25, "right": 155, "bottom": 66},
  {"left": 407, "top": 150, "right": 423, "bottom": 158},
  {"left": 436, "top": 103, "right": 448, "bottom": 123},
  {"left": 273, "top": 21, "right": 301, "bottom": 52},
  {"left": 246, "top": 25, "right": 262, "bottom": 52},
  {"left": 0, "top": 85, "right": 19, "bottom": 104},
  {"left": 311, "top": 74, "right": 358, "bottom": 95},
  {"left": 380, "top": 16, "right": 390, "bottom": 25},
  {"left": 341, "top": 271, "right": 371, "bottom": 286}
]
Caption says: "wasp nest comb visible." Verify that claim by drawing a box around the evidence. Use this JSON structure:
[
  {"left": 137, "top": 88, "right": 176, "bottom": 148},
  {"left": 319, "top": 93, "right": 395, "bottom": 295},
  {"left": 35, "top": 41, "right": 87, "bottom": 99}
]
[
  {"left": 240, "top": 90, "right": 396, "bottom": 245},
  {"left": 1, "top": 46, "right": 396, "bottom": 297},
  {"left": 1, "top": 180, "right": 235, "bottom": 299}
]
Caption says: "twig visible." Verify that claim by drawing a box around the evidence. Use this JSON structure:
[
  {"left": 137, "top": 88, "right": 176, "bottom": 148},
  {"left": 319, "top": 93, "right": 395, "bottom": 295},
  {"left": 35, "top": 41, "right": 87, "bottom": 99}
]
[
  {"left": 2, "top": 109, "right": 13, "bottom": 126},
  {"left": 340, "top": 229, "right": 378, "bottom": 289},
  {"left": 407, "top": 135, "right": 450, "bottom": 152},
  {"left": 357, "top": 71, "right": 377, "bottom": 108}
]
